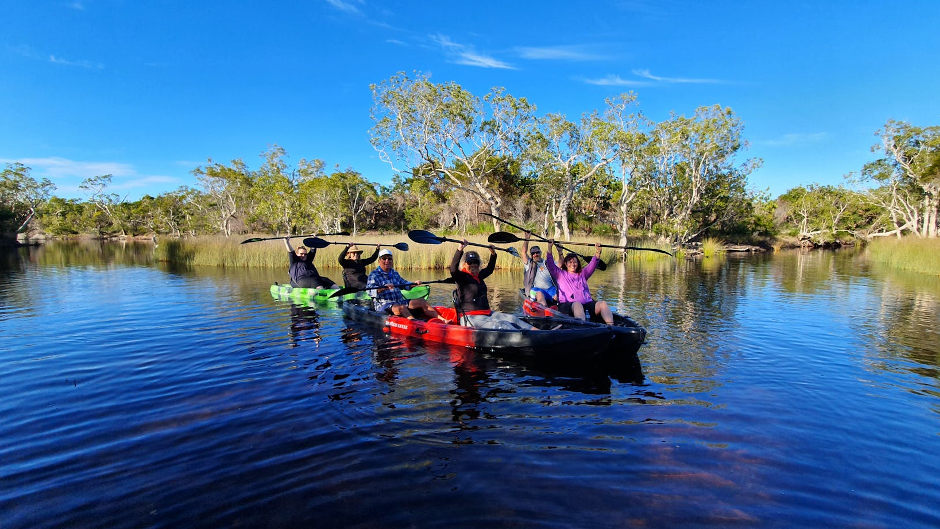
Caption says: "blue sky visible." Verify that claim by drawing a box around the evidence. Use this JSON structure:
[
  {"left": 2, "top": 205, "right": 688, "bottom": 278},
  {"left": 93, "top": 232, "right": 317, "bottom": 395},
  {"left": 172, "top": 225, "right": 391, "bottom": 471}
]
[{"left": 2, "top": 0, "right": 938, "bottom": 200}]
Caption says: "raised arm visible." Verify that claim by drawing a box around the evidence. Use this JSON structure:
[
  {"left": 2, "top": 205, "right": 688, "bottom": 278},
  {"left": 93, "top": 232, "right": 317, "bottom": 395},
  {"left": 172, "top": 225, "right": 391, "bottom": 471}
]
[
  {"left": 450, "top": 240, "right": 466, "bottom": 276},
  {"left": 480, "top": 244, "right": 497, "bottom": 279},
  {"left": 360, "top": 245, "right": 381, "bottom": 266},
  {"left": 284, "top": 237, "right": 294, "bottom": 252}
]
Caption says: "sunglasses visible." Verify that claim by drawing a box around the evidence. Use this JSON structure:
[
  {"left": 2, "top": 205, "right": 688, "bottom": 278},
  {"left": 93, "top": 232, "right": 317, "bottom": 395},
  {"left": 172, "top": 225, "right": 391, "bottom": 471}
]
[{"left": 380, "top": 256, "right": 393, "bottom": 260}]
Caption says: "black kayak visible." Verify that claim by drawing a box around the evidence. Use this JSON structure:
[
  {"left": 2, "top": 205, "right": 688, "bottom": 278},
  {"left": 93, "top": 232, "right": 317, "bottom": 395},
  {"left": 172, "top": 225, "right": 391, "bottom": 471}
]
[
  {"left": 341, "top": 300, "right": 617, "bottom": 368},
  {"left": 519, "top": 289, "right": 646, "bottom": 381}
]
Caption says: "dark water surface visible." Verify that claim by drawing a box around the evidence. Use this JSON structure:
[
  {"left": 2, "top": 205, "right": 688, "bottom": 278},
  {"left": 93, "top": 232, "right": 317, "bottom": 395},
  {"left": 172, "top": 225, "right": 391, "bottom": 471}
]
[{"left": 2, "top": 242, "right": 938, "bottom": 528}]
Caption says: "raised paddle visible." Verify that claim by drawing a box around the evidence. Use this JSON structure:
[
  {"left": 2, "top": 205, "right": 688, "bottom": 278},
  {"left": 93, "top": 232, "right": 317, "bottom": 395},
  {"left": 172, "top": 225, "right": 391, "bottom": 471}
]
[
  {"left": 328, "top": 277, "right": 457, "bottom": 298},
  {"left": 481, "top": 213, "right": 606, "bottom": 270},
  {"left": 302, "top": 237, "right": 409, "bottom": 252},
  {"left": 488, "top": 231, "right": 675, "bottom": 257},
  {"left": 240, "top": 232, "right": 349, "bottom": 244},
  {"left": 407, "top": 229, "right": 521, "bottom": 258}
]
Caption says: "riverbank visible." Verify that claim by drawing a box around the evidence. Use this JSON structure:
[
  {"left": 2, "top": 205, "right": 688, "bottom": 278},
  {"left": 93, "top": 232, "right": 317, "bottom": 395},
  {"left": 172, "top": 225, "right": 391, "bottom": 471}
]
[{"left": 153, "top": 233, "right": 676, "bottom": 270}]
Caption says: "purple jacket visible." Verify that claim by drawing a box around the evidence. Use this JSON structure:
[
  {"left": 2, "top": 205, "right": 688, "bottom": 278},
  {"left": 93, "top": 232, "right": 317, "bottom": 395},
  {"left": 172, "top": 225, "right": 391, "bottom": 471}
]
[{"left": 545, "top": 250, "right": 598, "bottom": 304}]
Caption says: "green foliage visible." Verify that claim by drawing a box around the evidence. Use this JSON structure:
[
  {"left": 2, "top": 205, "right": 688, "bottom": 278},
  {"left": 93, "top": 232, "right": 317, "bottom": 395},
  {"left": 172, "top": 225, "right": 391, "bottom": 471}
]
[{"left": 1, "top": 162, "right": 55, "bottom": 234}]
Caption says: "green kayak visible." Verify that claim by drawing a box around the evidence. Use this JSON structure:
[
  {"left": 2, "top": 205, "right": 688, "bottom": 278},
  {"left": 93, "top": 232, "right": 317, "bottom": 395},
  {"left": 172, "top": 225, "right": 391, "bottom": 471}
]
[{"left": 270, "top": 283, "right": 430, "bottom": 304}]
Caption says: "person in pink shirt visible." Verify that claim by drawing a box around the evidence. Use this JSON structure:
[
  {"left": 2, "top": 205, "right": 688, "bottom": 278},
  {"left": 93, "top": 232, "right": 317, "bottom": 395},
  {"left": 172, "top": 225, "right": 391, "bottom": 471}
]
[{"left": 545, "top": 239, "right": 614, "bottom": 325}]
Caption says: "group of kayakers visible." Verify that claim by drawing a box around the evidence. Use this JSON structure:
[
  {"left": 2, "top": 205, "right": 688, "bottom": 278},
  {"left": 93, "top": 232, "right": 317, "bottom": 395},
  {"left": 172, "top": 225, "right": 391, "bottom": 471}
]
[{"left": 284, "top": 233, "right": 613, "bottom": 328}]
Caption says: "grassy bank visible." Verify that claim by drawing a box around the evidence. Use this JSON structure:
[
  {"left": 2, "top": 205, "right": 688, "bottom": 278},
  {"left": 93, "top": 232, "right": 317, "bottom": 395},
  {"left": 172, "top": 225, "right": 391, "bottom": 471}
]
[
  {"left": 866, "top": 237, "right": 940, "bottom": 276},
  {"left": 153, "top": 233, "right": 676, "bottom": 270}
]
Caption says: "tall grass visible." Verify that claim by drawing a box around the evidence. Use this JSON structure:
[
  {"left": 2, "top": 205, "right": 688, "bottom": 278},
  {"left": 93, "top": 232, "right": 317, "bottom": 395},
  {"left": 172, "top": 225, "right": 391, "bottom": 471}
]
[
  {"left": 153, "top": 232, "right": 678, "bottom": 270},
  {"left": 866, "top": 237, "right": 940, "bottom": 276},
  {"left": 701, "top": 237, "right": 724, "bottom": 258}
]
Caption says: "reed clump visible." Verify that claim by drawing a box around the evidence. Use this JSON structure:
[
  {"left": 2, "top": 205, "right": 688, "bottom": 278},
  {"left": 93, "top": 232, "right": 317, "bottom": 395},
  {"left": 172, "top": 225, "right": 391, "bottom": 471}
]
[
  {"left": 701, "top": 238, "right": 724, "bottom": 258},
  {"left": 866, "top": 237, "right": 940, "bottom": 276}
]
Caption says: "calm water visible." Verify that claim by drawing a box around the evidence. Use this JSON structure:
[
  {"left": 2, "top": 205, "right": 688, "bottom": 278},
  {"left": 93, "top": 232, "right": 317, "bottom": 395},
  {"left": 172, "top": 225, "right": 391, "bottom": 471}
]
[{"left": 1, "top": 242, "right": 938, "bottom": 528}]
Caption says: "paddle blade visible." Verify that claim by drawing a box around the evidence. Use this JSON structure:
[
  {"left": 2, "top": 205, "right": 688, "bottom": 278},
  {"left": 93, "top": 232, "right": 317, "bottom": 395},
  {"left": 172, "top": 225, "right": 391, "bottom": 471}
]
[
  {"left": 505, "top": 246, "right": 521, "bottom": 258},
  {"left": 328, "top": 286, "right": 359, "bottom": 298},
  {"left": 392, "top": 242, "right": 410, "bottom": 251},
  {"left": 407, "top": 230, "right": 443, "bottom": 245},
  {"left": 317, "top": 231, "right": 350, "bottom": 237},
  {"left": 302, "top": 237, "right": 330, "bottom": 248},
  {"left": 595, "top": 258, "right": 608, "bottom": 271},
  {"left": 240, "top": 237, "right": 266, "bottom": 244},
  {"left": 488, "top": 231, "right": 520, "bottom": 244}
]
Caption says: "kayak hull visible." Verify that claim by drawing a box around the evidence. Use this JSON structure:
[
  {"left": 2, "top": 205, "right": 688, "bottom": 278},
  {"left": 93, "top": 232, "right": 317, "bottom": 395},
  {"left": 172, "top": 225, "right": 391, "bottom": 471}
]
[
  {"left": 271, "top": 283, "right": 430, "bottom": 304},
  {"left": 341, "top": 300, "right": 615, "bottom": 365},
  {"left": 520, "top": 290, "right": 646, "bottom": 381}
]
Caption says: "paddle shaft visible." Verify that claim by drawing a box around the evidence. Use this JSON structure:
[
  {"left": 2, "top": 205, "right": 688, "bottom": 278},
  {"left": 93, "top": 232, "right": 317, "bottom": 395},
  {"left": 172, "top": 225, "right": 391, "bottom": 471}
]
[
  {"left": 329, "top": 278, "right": 454, "bottom": 298},
  {"left": 241, "top": 232, "right": 348, "bottom": 244},
  {"left": 481, "top": 213, "right": 605, "bottom": 268}
]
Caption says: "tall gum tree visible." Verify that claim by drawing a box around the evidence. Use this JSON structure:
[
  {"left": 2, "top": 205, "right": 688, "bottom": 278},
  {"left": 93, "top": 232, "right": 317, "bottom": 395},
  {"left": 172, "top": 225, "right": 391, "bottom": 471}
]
[
  {"left": 645, "top": 105, "right": 759, "bottom": 244},
  {"left": 370, "top": 72, "right": 534, "bottom": 231},
  {"left": 1, "top": 162, "right": 55, "bottom": 236},
  {"left": 524, "top": 110, "right": 617, "bottom": 239},
  {"left": 863, "top": 120, "right": 939, "bottom": 238}
]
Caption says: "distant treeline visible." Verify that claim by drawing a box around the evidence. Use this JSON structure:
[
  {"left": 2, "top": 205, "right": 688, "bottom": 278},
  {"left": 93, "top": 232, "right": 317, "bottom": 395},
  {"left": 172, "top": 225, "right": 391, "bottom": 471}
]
[{"left": 2, "top": 73, "right": 937, "bottom": 246}]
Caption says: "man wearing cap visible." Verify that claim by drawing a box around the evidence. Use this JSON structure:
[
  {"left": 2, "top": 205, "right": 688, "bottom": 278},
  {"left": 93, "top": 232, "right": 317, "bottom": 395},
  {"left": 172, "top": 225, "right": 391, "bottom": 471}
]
[
  {"left": 522, "top": 232, "right": 558, "bottom": 306},
  {"left": 450, "top": 239, "right": 535, "bottom": 330},
  {"left": 365, "top": 249, "right": 439, "bottom": 319},
  {"left": 338, "top": 243, "right": 381, "bottom": 289},
  {"left": 284, "top": 237, "right": 338, "bottom": 289}
]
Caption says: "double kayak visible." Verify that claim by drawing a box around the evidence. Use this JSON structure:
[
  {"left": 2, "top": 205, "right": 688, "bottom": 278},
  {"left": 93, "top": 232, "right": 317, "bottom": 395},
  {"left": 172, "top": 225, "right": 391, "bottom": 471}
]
[
  {"left": 271, "top": 283, "right": 430, "bottom": 305},
  {"left": 520, "top": 289, "right": 646, "bottom": 380},
  {"left": 341, "top": 299, "right": 625, "bottom": 370}
]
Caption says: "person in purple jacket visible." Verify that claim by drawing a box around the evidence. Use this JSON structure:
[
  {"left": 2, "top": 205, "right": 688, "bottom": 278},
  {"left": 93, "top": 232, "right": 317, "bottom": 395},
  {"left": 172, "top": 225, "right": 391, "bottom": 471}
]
[{"left": 545, "top": 239, "right": 614, "bottom": 325}]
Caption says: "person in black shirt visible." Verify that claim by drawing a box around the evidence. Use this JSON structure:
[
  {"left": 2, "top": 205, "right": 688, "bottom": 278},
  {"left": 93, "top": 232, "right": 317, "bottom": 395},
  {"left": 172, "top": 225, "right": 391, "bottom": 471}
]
[
  {"left": 338, "top": 244, "right": 380, "bottom": 289},
  {"left": 450, "top": 239, "right": 534, "bottom": 330},
  {"left": 284, "top": 237, "right": 337, "bottom": 289}
]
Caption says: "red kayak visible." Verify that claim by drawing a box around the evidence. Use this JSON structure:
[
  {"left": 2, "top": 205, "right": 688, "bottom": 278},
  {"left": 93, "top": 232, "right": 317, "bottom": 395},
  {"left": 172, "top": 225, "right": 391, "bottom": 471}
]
[{"left": 341, "top": 300, "right": 616, "bottom": 367}]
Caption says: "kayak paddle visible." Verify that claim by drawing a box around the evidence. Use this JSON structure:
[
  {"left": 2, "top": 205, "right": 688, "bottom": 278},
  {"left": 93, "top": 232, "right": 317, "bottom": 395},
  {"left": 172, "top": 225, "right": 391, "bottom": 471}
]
[
  {"left": 328, "top": 277, "right": 456, "bottom": 298},
  {"left": 481, "top": 213, "right": 606, "bottom": 270},
  {"left": 240, "top": 231, "right": 349, "bottom": 244},
  {"left": 407, "top": 229, "right": 521, "bottom": 258},
  {"left": 302, "top": 237, "right": 409, "bottom": 252},
  {"left": 488, "top": 231, "right": 674, "bottom": 257}
]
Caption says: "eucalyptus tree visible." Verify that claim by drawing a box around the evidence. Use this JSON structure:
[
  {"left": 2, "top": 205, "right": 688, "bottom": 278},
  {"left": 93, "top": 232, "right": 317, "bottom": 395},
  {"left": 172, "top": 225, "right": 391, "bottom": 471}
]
[
  {"left": 598, "top": 93, "right": 651, "bottom": 245},
  {"left": 370, "top": 72, "right": 534, "bottom": 230},
  {"left": 193, "top": 159, "right": 254, "bottom": 237},
  {"left": 644, "top": 105, "right": 760, "bottom": 244},
  {"left": 0, "top": 162, "right": 55, "bottom": 236},
  {"left": 524, "top": 110, "right": 618, "bottom": 239},
  {"left": 331, "top": 168, "right": 377, "bottom": 235},
  {"left": 249, "top": 146, "right": 327, "bottom": 235},
  {"left": 79, "top": 174, "right": 128, "bottom": 237},
  {"left": 862, "top": 120, "right": 939, "bottom": 238}
]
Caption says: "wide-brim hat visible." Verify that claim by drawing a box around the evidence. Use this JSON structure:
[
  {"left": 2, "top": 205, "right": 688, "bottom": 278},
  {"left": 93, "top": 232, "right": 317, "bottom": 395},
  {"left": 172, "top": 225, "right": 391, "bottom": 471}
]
[{"left": 347, "top": 244, "right": 363, "bottom": 254}]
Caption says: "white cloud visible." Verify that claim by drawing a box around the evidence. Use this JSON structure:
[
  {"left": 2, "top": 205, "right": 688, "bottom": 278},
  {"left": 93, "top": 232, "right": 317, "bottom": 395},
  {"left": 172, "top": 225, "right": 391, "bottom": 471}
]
[
  {"left": 49, "top": 54, "right": 104, "bottom": 70},
  {"left": 324, "top": 0, "right": 363, "bottom": 15},
  {"left": 516, "top": 45, "right": 604, "bottom": 61},
  {"left": 756, "top": 132, "right": 829, "bottom": 147},
  {"left": 582, "top": 74, "right": 651, "bottom": 87},
  {"left": 6, "top": 157, "right": 136, "bottom": 179},
  {"left": 1, "top": 157, "right": 182, "bottom": 196},
  {"left": 632, "top": 68, "right": 721, "bottom": 84},
  {"left": 430, "top": 34, "right": 514, "bottom": 70}
]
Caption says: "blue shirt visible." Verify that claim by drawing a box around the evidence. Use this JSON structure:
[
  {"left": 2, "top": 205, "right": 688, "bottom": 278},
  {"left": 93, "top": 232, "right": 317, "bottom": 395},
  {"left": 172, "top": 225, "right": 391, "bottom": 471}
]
[{"left": 366, "top": 267, "right": 409, "bottom": 311}]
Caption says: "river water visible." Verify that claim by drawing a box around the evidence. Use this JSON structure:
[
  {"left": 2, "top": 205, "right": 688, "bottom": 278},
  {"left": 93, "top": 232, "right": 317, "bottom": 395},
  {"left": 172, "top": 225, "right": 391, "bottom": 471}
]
[{"left": 1, "top": 242, "right": 938, "bottom": 528}]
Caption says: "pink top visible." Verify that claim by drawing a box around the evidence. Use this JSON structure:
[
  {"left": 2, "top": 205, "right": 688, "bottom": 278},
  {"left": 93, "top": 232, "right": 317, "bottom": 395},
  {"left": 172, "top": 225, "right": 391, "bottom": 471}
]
[{"left": 545, "top": 250, "right": 598, "bottom": 304}]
